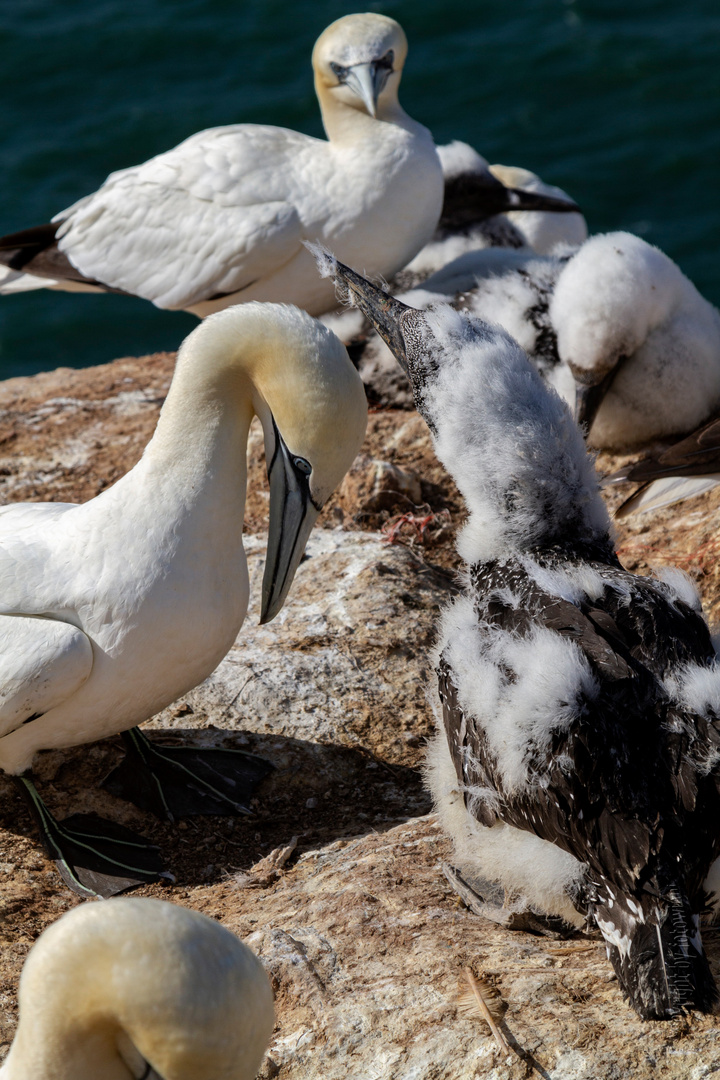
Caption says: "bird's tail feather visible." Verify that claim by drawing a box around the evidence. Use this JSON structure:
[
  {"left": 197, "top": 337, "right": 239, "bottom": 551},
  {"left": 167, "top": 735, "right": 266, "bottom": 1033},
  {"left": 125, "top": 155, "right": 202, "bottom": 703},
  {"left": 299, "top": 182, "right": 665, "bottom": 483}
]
[{"left": 595, "top": 892, "right": 717, "bottom": 1020}]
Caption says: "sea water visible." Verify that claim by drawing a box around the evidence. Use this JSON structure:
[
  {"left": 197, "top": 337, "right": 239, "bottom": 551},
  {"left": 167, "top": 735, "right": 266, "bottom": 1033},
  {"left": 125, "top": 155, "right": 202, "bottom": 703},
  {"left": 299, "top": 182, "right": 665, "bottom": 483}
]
[{"left": 1, "top": 0, "right": 719, "bottom": 378}]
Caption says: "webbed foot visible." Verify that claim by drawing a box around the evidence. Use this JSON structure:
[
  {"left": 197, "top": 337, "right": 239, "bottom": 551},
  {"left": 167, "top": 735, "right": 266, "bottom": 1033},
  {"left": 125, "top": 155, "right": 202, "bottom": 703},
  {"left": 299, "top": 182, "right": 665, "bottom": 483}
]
[
  {"left": 14, "top": 775, "right": 172, "bottom": 899},
  {"left": 102, "top": 727, "right": 274, "bottom": 820},
  {"left": 442, "top": 862, "right": 577, "bottom": 938}
]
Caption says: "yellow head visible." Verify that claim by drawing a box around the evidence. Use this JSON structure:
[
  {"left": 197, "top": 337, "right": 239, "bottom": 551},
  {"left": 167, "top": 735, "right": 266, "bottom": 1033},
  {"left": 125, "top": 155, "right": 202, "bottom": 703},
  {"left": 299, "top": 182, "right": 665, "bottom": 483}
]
[{"left": 312, "top": 12, "right": 408, "bottom": 122}]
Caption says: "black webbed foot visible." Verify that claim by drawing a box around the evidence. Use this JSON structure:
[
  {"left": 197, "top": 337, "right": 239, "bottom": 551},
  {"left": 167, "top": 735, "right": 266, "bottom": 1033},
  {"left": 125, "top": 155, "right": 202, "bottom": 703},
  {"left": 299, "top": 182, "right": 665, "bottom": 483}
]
[
  {"left": 14, "top": 775, "right": 172, "bottom": 899},
  {"left": 102, "top": 727, "right": 274, "bottom": 820}
]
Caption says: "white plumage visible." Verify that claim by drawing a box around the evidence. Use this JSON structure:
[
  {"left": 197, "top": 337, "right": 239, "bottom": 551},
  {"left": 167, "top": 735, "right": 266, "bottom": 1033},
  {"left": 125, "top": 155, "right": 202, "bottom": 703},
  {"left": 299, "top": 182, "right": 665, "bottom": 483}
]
[
  {"left": 330, "top": 231, "right": 720, "bottom": 449},
  {"left": 0, "top": 13, "right": 443, "bottom": 318},
  {"left": 394, "top": 140, "right": 586, "bottom": 293},
  {"left": 320, "top": 255, "right": 720, "bottom": 1020},
  {"left": 0, "top": 897, "right": 274, "bottom": 1080},
  {"left": 0, "top": 302, "right": 366, "bottom": 894}
]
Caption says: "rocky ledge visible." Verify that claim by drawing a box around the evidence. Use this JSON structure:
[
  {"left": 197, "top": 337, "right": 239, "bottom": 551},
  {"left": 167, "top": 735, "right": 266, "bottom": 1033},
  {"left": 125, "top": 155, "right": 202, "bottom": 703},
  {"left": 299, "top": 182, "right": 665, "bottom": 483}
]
[{"left": 1, "top": 349, "right": 720, "bottom": 1078}]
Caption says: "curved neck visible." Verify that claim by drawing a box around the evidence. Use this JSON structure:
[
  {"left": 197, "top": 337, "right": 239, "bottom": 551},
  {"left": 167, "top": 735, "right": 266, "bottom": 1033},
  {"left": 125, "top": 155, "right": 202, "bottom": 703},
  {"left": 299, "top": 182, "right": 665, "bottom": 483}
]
[{"left": 144, "top": 332, "right": 254, "bottom": 483}]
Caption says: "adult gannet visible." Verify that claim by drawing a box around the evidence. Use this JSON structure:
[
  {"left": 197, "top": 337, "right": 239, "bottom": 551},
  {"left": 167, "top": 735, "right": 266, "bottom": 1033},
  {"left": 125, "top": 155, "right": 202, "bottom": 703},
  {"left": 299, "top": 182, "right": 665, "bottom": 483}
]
[
  {"left": 394, "top": 141, "right": 586, "bottom": 288},
  {"left": 607, "top": 414, "right": 720, "bottom": 516},
  {"left": 329, "top": 232, "right": 720, "bottom": 449},
  {"left": 0, "top": 302, "right": 367, "bottom": 898},
  {"left": 317, "top": 253, "right": 720, "bottom": 1020},
  {"left": 0, "top": 897, "right": 274, "bottom": 1080},
  {"left": 0, "top": 14, "right": 443, "bottom": 320}
]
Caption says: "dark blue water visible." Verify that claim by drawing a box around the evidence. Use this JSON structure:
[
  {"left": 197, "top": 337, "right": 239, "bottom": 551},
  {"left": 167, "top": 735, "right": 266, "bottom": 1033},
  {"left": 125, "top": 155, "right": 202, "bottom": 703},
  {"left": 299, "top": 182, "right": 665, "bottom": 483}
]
[{"left": 1, "top": 0, "right": 719, "bottom": 378}]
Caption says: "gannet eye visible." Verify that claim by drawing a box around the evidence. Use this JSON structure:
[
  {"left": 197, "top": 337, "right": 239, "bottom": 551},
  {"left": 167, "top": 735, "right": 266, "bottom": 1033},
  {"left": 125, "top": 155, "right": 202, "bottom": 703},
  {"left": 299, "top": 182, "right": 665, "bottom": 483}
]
[
  {"left": 376, "top": 50, "right": 394, "bottom": 70},
  {"left": 330, "top": 61, "right": 348, "bottom": 82},
  {"left": 293, "top": 456, "right": 312, "bottom": 476}
]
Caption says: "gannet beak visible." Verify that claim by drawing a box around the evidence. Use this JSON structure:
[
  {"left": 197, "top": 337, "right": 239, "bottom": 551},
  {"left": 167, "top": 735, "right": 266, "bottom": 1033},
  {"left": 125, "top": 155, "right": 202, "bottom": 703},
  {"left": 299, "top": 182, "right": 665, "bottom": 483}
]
[
  {"left": 322, "top": 256, "right": 413, "bottom": 374},
  {"left": 504, "top": 187, "right": 580, "bottom": 214},
  {"left": 441, "top": 173, "right": 581, "bottom": 230},
  {"left": 344, "top": 61, "right": 385, "bottom": 118},
  {"left": 573, "top": 359, "right": 625, "bottom": 433},
  {"left": 261, "top": 422, "right": 321, "bottom": 624}
]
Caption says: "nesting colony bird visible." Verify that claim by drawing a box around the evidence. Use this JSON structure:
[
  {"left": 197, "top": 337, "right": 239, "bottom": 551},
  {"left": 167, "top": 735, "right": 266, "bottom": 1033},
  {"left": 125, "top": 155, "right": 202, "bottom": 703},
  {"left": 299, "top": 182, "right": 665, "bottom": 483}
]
[
  {"left": 0, "top": 13, "right": 443, "bottom": 318},
  {"left": 0, "top": 897, "right": 274, "bottom": 1080},
  {"left": 398, "top": 140, "right": 586, "bottom": 288},
  {"left": 317, "top": 251, "right": 720, "bottom": 1021},
  {"left": 0, "top": 302, "right": 367, "bottom": 898},
  {"left": 607, "top": 414, "right": 720, "bottom": 516},
  {"left": 328, "top": 231, "right": 720, "bottom": 448}
]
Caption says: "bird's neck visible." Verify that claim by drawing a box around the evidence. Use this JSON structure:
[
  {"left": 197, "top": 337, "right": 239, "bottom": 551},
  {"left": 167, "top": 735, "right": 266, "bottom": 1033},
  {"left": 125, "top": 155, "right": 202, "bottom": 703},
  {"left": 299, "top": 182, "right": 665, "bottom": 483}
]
[
  {"left": 412, "top": 321, "right": 611, "bottom": 565},
  {"left": 316, "top": 84, "right": 414, "bottom": 146},
  {"left": 130, "top": 342, "right": 255, "bottom": 530}
]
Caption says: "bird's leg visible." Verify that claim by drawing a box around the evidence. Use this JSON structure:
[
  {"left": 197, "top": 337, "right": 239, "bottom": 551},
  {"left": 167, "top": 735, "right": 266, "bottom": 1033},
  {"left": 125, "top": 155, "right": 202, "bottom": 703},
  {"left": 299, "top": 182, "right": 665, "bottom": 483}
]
[
  {"left": 12, "top": 774, "right": 172, "bottom": 899},
  {"left": 102, "top": 727, "right": 274, "bottom": 821},
  {"left": 441, "top": 863, "right": 578, "bottom": 939}
]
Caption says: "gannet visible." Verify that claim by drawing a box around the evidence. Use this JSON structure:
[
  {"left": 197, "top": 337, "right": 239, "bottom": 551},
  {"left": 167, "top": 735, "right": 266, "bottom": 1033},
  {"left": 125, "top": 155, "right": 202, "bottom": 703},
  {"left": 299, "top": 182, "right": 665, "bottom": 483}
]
[
  {"left": 0, "top": 302, "right": 367, "bottom": 898},
  {"left": 0, "top": 897, "right": 274, "bottom": 1080},
  {"left": 0, "top": 13, "right": 443, "bottom": 318},
  {"left": 395, "top": 141, "right": 586, "bottom": 288},
  {"left": 329, "top": 231, "right": 720, "bottom": 449},
  {"left": 607, "top": 414, "right": 720, "bottom": 516},
  {"left": 317, "top": 253, "right": 720, "bottom": 1020}
]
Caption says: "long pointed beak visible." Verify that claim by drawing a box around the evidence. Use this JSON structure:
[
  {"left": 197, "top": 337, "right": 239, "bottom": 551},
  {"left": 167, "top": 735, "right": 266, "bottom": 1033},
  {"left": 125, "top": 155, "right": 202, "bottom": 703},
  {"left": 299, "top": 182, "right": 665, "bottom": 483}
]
[
  {"left": 260, "top": 426, "right": 320, "bottom": 624},
  {"left": 319, "top": 255, "right": 413, "bottom": 373},
  {"left": 441, "top": 174, "right": 581, "bottom": 230},
  {"left": 504, "top": 187, "right": 580, "bottom": 214},
  {"left": 344, "top": 62, "right": 382, "bottom": 118},
  {"left": 573, "top": 357, "right": 626, "bottom": 433}
]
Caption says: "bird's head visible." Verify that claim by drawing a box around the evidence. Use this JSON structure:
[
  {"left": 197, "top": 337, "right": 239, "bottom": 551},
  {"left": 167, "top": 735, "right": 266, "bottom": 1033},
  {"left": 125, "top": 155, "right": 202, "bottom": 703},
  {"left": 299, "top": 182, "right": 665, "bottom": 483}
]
[
  {"left": 240, "top": 304, "right": 367, "bottom": 623},
  {"left": 3, "top": 898, "right": 274, "bottom": 1080},
  {"left": 312, "top": 248, "right": 610, "bottom": 562},
  {"left": 171, "top": 302, "right": 367, "bottom": 625},
  {"left": 312, "top": 13, "right": 407, "bottom": 122}
]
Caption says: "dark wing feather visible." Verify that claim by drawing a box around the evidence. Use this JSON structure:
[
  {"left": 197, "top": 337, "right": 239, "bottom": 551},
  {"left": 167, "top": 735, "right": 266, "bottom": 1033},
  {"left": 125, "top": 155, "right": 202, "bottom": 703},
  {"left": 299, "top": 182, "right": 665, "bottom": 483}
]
[
  {"left": 609, "top": 414, "right": 720, "bottom": 484},
  {"left": 441, "top": 556, "right": 720, "bottom": 902},
  {"left": 0, "top": 222, "right": 118, "bottom": 290}
]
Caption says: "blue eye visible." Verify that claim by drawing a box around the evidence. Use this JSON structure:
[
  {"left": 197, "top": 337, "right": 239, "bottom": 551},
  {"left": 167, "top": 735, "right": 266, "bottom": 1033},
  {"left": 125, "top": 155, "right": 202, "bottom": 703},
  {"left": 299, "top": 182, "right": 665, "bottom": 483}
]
[{"left": 293, "top": 456, "right": 312, "bottom": 476}]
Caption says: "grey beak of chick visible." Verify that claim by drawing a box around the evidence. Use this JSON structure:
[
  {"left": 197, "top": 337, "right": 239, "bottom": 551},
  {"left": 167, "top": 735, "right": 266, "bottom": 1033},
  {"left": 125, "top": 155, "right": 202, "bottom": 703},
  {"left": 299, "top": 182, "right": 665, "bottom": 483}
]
[
  {"left": 313, "top": 250, "right": 413, "bottom": 374},
  {"left": 260, "top": 421, "right": 321, "bottom": 624},
  {"left": 572, "top": 358, "right": 626, "bottom": 434}
]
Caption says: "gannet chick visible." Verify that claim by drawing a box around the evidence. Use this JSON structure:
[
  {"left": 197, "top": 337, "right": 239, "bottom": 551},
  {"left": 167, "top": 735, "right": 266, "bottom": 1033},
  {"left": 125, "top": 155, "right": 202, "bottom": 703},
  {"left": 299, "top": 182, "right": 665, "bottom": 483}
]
[
  {"left": 318, "top": 253, "right": 720, "bottom": 1021},
  {"left": 0, "top": 302, "right": 367, "bottom": 898},
  {"left": 329, "top": 232, "right": 720, "bottom": 449},
  {"left": 607, "top": 414, "right": 720, "bottom": 516},
  {"left": 0, "top": 897, "right": 274, "bottom": 1080},
  {"left": 395, "top": 141, "right": 585, "bottom": 288},
  {"left": 0, "top": 14, "right": 442, "bottom": 318}
]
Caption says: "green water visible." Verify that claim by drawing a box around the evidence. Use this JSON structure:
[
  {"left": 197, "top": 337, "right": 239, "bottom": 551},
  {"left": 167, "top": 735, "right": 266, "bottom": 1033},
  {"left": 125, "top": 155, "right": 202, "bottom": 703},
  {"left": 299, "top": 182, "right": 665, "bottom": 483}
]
[{"left": 1, "top": 0, "right": 719, "bottom": 378}]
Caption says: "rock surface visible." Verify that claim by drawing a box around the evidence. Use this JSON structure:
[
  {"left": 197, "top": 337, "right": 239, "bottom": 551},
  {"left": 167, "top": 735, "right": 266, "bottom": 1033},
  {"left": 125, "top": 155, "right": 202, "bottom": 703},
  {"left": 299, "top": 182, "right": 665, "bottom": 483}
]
[{"left": 2, "top": 351, "right": 720, "bottom": 1077}]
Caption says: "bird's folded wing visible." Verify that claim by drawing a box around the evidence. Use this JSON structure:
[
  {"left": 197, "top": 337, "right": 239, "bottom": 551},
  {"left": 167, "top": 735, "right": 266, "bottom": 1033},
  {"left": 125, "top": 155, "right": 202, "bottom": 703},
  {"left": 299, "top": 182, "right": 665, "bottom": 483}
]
[
  {"left": 0, "top": 614, "right": 93, "bottom": 739},
  {"left": 54, "top": 125, "right": 311, "bottom": 309}
]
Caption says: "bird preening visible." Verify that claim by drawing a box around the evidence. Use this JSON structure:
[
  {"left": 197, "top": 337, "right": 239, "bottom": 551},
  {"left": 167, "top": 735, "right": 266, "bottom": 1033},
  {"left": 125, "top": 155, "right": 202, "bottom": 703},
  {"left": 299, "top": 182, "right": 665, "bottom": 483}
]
[
  {"left": 4, "top": 6, "right": 720, "bottom": 1062},
  {"left": 0, "top": 898, "right": 274, "bottom": 1080},
  {"left": 0, "top": 302, "right": 366, "bottom": 898}
]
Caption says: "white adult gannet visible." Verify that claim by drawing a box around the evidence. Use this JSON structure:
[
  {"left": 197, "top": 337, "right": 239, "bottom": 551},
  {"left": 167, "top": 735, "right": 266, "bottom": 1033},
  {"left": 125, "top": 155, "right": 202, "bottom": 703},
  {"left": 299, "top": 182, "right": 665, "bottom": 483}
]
[
  {"left": 0, "top": 13, "right": 443, "bottom": 319},
  {"left": 330, "top": 231, "right": 720, "bottom": 449},
  {"left": 319, "top": 255, "right": 720, "bottom": 1021},
  {"left": 0, "top": 302, "right": 367, "bottom": 898},
  {"left": 395, "top": 140, "right": 586, "bottom": 287},
  {"left": 0, "top": 897, "right": 274, "bottom": 1080}
]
